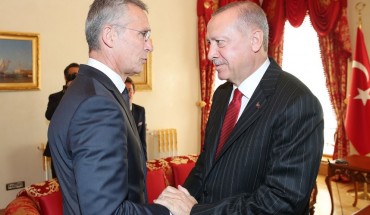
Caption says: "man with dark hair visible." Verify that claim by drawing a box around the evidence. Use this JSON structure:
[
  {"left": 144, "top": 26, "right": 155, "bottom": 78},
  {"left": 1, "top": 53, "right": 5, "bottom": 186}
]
[
  {"left": 125, "top": 77, "right": 147, "bottom": 160},
  {"left": 44, "top": 62, "right": 79, "bottom": 178},
  {"left": 48, "top": 0, "right": 168, "bottom": 214}
]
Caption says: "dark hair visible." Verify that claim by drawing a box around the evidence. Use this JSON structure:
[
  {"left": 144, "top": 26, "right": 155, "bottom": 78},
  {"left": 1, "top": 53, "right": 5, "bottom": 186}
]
[
  {"left": 63, "top": 63, "right": 80, "bottom": 79},
  {"left": 124, "top": 76, "right": 135, "bottom": 91}
]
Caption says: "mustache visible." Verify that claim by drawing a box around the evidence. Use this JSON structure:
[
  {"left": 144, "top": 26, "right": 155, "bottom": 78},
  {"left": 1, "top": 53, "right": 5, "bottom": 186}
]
[{"left": 212, "top": 59, "right": 224, "bottom": 66}]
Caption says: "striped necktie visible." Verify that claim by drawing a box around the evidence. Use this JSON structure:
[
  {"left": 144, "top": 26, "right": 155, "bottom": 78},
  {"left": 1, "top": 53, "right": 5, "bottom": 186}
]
[{"left": 215, "top": 88, "right": 243, "bottom": 158}]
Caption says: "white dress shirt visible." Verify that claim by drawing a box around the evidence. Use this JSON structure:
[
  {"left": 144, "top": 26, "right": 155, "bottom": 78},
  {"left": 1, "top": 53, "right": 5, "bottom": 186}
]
[
  {"left": 231, "top": 58, "right": 270, "bottom": 121},
  {"left": 87, "top": 58, "right": 125, "bottom": 93}
]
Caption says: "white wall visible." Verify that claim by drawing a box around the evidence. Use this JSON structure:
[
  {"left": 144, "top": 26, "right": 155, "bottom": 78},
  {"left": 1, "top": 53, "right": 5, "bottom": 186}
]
[
  {"left": 140, "top": 0, "right": 200, "bottom": 155},
  {"left": 0, "top": 0, "right": 199, "bottom": 208}
]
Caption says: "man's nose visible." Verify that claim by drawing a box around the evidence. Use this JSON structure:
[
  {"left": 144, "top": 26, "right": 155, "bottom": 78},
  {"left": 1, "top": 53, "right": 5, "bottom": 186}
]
[
  {"left": 207, "top": 44, "right": 218, "bottom": 61},
  {"left": 145, "top": 39, "right": 154, "bottom": 52}
]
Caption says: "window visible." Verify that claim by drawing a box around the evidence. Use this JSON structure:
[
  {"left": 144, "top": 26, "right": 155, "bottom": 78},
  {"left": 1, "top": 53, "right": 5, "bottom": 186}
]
[
  {"left": 282, "top": 16, "right": 336, "bottom": 155},
  {"left": 214, "top": 15, "right": 336, "bottom": 155}
]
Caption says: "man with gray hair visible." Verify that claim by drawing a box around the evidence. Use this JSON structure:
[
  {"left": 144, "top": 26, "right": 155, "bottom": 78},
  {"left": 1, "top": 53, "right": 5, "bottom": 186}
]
[
  {"left": 156, "top": 2, "right": 323, "bottom": 214},
  {"left": 48, "top": 0, "right": 169, "bottom": 214}
]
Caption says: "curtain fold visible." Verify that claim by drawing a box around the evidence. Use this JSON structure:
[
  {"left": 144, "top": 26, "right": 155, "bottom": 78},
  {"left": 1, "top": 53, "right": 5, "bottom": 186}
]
[
  {"left": 307, "top": 0, "right": 341, "bottom": 36},
  {"left": 262, "top": 0, "right": 286, "bottom": 46},
  {"left": 198, "top": 0, "right": 218, "bottom": 150},
  {"left": 318, "top": 3, "right": 351, "bottom": 159},
  {"left": 286, "top": 0, "right": 307, "bottom": 27}
]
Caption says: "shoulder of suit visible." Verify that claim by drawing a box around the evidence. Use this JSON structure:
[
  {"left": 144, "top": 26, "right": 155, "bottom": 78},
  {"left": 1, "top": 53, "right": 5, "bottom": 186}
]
[
  {"left": 49, "top": 90, "right": 64, "bottom": 98},
  {"left": 132, "top": 103, "right": 145, "bottom": 110},
  {"left": 78, "top": 64, "right": 119, "bottom": 93}
]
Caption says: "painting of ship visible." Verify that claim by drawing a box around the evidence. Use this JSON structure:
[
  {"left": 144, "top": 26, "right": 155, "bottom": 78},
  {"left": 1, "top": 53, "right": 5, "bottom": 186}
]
[
  {"left": 0, "top": 58, "right": 11, "bottom": 74},
  {"left": 0, "top": 59, "right": 33, "bottom": 83},
  {"left": 0, "top": 31, "right": 39, "bottom": 90}
]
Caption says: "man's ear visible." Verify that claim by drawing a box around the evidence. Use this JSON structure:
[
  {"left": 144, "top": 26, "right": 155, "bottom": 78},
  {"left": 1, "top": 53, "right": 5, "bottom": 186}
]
[
  {"left": 251, "top": 29, "right": 263, "bottom": 53},
  {"left": 102, "top": 25, "right": 116, "bottom": 48}
]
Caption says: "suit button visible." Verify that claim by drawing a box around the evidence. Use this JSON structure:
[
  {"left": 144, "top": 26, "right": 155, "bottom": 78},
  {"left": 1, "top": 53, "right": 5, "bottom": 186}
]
[{"left": 203, "top": 190, "right": 208, "bottom": 197}]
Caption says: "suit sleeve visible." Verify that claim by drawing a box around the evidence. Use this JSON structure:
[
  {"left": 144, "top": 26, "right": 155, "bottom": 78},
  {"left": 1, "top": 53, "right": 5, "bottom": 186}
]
[
  {"left": 69, "top": 96, "right": 168, "bottom": 215},
  {"left": 188, "top": 94, "right": 324, "bottom": 215}
]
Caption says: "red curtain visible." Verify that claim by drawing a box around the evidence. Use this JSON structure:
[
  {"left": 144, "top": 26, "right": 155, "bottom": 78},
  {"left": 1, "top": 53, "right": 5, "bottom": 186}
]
[
  {"left": 197, "top": 0, "right": 218, "bottom": 150},
  {"left": 262, "top": 0, "right": 285, "bottom": 64},
  {"left": 219, "top": 0, "right": 260, "bottom": 6},
  {"left": 318, "top": 4, "right": 352, "bottom": 159},
  {"left": 286, "top": 0, "right": 307, "bottom": 28},
  {"left": 307, "top": 0, "right": 341, "bottom": 36},
  {"left": 197, "top": 0, "right": 351, "bottom": 158}
]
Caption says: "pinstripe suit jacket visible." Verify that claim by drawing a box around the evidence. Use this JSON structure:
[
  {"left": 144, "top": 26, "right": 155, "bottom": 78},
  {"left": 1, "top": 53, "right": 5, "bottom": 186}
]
[{"left": 184, "top": 59, "right": 324, "bottom": 215}]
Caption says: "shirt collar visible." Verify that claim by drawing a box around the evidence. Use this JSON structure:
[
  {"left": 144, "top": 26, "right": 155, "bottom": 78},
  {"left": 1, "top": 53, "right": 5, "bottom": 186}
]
[
  {"left": 236, "top": 58, "right": 270, "bottom": 99},
  {"left": 87, "top": 58, "right": 125, "bottom": 93}
]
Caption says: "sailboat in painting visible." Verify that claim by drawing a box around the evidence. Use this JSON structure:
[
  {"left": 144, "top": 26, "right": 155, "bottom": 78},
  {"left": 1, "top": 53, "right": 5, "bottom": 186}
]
[
  {"left": 0, "top": 58, "right": 10, "bottom": 74},
  {"left": 0, "top": 59, "right": 32, "bottom": 83}
]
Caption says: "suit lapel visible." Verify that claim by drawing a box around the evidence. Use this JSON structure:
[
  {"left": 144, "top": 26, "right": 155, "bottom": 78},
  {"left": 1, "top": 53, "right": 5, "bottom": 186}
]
[
  {"left": 212, "top": 59, "right": 282, "bottom": 163},
  {"left": 197, "top": 83, "right": 231, "bottom": 178}
]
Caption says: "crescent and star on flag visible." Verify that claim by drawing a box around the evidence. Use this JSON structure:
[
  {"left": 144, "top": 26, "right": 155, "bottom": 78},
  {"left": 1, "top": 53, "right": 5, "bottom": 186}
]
[{"left": 352, "top": 61, "right": 370, "bottom": 106}]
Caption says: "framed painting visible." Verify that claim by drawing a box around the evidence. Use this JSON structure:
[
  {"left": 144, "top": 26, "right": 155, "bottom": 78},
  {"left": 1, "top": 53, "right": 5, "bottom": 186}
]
[
  {"left": 0, "top": 31, "right": 40, "bottom": 91},
  {"left": 131, "top": 53, "right": 152, "bottom": 91}
]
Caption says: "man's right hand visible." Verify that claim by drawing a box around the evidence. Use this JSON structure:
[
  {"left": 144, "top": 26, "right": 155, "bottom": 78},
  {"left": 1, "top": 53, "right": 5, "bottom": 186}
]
[{"left": 154, "top": 185, "right": 197, "bottom": 215}]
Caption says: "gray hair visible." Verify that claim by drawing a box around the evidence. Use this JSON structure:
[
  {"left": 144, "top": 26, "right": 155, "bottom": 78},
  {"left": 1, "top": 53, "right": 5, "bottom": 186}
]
[
  {"left": 214, "top": 1, "right": 269, "bottom": 51},
  {"left": 85, "top": 0, "right": 148, "bottom": 51}
]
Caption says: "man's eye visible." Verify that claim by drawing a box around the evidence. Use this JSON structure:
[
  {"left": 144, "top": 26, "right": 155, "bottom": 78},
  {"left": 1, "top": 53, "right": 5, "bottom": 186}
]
[
  {"left": 216, "top": 40, "right": 225, "bottom": 47},
  {"left": 140, "top": 31, "right": 151, "bottom": 41}
]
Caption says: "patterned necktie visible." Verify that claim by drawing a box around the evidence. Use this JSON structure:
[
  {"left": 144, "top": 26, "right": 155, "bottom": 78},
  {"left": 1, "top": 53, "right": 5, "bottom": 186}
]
[
  {"left": 122, "top": 88, "right": 130, "bottom": 108},
  {"left": 215, "top": 88, "right": 243, "bottom": 158}
]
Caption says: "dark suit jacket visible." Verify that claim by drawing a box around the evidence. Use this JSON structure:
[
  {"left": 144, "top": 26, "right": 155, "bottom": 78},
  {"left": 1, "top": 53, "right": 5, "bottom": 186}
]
[
  {"left": 48, "top": 65, "right": 168, "bottom": 215},
  {"left": 44, "top": 88, "right": 66, "bottom": 158},
  {"left": 132, "top": 103, "right": 147, "bottom": 160},
  {"left": 45, "top": 89, "right": 65, "bottom": 121},
  {"left": 184, "top": 59, "right": 324, "bottom": 215}
]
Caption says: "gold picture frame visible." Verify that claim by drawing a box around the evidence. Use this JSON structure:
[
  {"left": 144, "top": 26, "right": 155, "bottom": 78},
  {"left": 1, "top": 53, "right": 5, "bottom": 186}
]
[
  {"left": 0, "top": 31, "right": 40, "bottom": 91},
  {"left": 131, "top": 53, "right": 152, "bottom": 91}
]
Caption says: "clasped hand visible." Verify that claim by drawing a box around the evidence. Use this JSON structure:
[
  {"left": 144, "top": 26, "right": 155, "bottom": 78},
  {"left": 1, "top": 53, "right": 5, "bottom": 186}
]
[{"left": 154, "top": 185, "right": 197, "bottom": 215}]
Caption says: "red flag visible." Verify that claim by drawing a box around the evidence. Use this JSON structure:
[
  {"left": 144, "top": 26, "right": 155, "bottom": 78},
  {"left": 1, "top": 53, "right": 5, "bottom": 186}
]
[{"left": 345, "top": 27, "right": 370, "bottom": 155}]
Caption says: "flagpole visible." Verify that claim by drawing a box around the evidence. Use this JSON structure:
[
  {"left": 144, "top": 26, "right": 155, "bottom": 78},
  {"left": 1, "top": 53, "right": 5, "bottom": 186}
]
[{"left": 355, "top": 2, "right": 366, "bottom": 29}]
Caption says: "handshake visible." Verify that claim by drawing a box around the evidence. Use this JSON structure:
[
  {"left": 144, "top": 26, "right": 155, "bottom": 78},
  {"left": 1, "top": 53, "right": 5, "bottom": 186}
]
[{"left": 154, "top": 185, "right": 198, "bottom": 215}]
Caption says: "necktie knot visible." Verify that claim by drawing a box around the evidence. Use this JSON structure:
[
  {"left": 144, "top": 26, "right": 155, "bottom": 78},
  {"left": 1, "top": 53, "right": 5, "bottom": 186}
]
[{"left": 232, "top": 88, "right": 243, "bottom": 104}]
